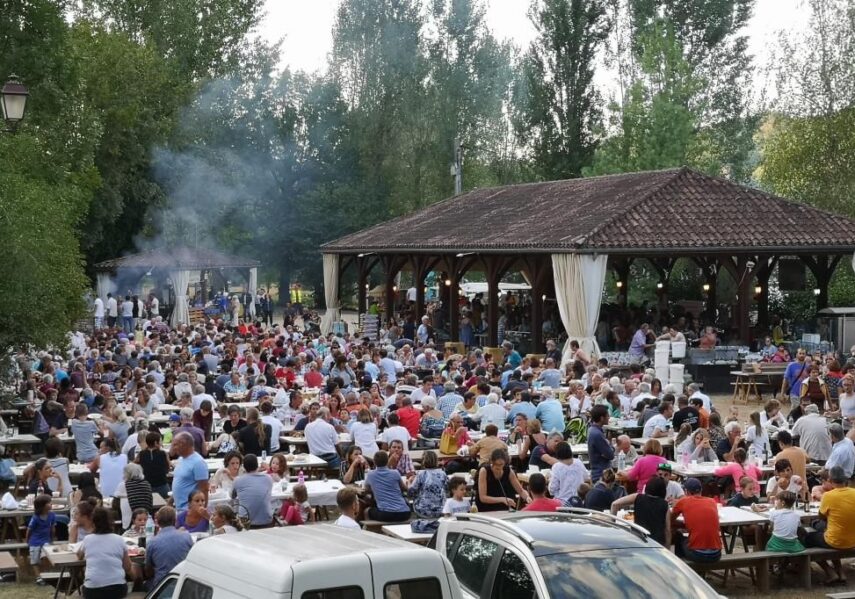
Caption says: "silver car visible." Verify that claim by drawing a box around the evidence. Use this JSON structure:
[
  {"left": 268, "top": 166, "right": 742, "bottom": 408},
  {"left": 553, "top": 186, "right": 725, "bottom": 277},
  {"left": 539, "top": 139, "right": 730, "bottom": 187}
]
[{"left": 434, "top": 509, "right": 724, "bottom": 599}]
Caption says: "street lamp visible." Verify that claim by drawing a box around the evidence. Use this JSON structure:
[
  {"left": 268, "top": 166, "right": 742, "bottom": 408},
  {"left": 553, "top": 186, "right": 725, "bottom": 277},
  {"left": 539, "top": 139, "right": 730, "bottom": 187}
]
[{"left": 1, "top": 76, "right": 29, "bottom": 131}]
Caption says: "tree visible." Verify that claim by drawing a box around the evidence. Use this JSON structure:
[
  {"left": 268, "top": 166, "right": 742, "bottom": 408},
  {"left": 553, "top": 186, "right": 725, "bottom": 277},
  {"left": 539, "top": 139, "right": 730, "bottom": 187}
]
[{"left": 514, "top": 0, "right": 610, "bottom": 179}]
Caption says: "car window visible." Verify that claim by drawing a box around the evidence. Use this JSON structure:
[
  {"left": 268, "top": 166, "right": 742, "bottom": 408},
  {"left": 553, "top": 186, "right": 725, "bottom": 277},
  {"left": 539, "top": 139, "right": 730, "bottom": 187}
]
[
  {"left": 150, "top": 576, "right": 178, "bottom": 599},
  {"left": 444, "top": 531, "right": 460, "bottom": 555},
  {"left": 303, "top": 587, "right": 365, "bottom": 599},
  {"left": 384, "top": 577, "right": 442, "bottom": 599},
  {"left": 451, "top": 534, "right": 499, "bottom": 595},
  {"left": 492, "top": 550, "right": 536, "bottom": 599},
  {"left": 536, "top": 549, "right": 720, "bottom": 599},
  {"left": 178, "top": 579, "right": 213, "bottom": 599}
]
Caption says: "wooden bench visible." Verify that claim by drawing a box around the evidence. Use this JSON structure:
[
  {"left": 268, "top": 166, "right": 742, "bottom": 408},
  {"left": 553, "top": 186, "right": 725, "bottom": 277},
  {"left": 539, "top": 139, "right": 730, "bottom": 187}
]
[
  {"left": 689, "top": 547, "right": 855, "bottom": 591},
  {"left": 0, "top": 551, "right": 18, "bottom": 582}
]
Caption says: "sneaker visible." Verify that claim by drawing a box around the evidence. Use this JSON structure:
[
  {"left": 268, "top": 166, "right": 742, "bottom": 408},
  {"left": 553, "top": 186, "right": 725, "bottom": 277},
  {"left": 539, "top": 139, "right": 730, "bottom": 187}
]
[{"left": 35, "top": 577, "right": 47, "bottom": 586}]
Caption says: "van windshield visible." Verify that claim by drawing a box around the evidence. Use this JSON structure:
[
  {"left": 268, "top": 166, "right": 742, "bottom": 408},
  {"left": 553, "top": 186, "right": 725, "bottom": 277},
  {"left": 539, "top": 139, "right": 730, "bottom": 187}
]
[{"left": 536, "top": 549, "right": 720, "bottom": 599}]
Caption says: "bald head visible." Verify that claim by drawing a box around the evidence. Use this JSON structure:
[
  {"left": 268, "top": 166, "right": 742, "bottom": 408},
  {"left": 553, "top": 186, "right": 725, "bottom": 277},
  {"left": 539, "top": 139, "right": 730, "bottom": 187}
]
[
  {"left": 173, "top": 432, "right": 194, "bottom": 457},
  {"left": 616, "top": 435, "right": 631, "bottom": 452}
]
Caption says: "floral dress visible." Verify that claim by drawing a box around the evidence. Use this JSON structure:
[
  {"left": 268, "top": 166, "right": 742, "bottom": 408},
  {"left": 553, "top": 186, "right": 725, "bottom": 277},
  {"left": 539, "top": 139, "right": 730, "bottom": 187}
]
[{"left": 408, "top": 468, "right": 448, "bottom": 518}]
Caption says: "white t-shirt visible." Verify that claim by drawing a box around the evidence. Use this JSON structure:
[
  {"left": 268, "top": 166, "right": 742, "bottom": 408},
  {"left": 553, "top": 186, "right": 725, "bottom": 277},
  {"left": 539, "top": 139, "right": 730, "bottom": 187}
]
[
  {"left": 107, "top": 297, "right": 118, "bottom": 317},
  {"left": 350, "top": 422, "right": 380, "bottom": 458},
  {"left": 381, "top": 426, "right": 411, "bottom": 452},
  {"left": 82, "top": 533, "right": 127, "bottom": 588},
  {"left": 261, "top": 415, "right": 282, "bottom": 452},
  {"left": 335, "top": 514, "right": 361, "bottom": 530},
  {"left": 746, "top": 425, "right": 770, "bottom": 457},
  {"left": 442, "top": 497, "right": 471, "bottom": 515},
  {"left": 94, "top": 298, "right": 104, "bottom": 318},
  {"left": 769, "top": 508, "right": 800, "bottom": 539},
  {"left": 642, "top": 414, "right": 668, "bottom": 438},
  {"left": 840, "top": 392, "right": 855, "bottom": 429},
  {"left": 666, "top": 480, "right": 685, "bottom": 502}
]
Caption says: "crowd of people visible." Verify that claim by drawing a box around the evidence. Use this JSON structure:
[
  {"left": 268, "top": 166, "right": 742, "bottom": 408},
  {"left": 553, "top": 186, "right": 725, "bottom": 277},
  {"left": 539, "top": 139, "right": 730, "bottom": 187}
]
[{"left": 10, "top": 305, "right": 855, "bottom": 594}]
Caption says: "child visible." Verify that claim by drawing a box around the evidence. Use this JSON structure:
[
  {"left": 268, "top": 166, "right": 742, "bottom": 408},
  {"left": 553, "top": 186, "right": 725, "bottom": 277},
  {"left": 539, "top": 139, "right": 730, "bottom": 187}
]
[
  {"left": 811, "top": 470, "right": 832, "bottom": 501},
  {"left": 442, "top": 477, "right": 472, "bottom": 516},
  {"left": 26, "top": 494, "right": 56, "bottom": 585},
  {"left": 334, "top": 487, "right": 360, "bottom": 529},
  {"left": 763, "top": 491, "right": 805, "bottom": 553},
  {"left": 727, "top": 477, "right": 760, "bottom": 507},
  {"left": 280, "top": 484, "right": 313, "bottom": 525},
  {"left": 746, "top": 411, "right": 771, "bottom": 459},
  {"left": 210, "top": 504, "right": 242, "bottom": 535},
  {"left": 766, "top": 458, "right": 804, "bottom": 501},
  {"left": 124, "top": 508, "right": 149, "bottom": 537}
]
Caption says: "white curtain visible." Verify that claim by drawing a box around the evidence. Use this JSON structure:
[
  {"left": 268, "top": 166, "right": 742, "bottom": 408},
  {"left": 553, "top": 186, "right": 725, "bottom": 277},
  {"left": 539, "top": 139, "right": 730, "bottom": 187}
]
[
  {"left": 552, "top": 253, "right": 608, "bottom": 366},
  {"left": 319, "top": 253, "right": 341, "bottom": 335},
  {"left": 170, "top": 269, "right": 191, "bottom": 327},
  {"left": 95, "top": 272, "right": 113, "bottom": 303},
  {"left": 248, "top": 267, "right": 258, "bottom": 318}
]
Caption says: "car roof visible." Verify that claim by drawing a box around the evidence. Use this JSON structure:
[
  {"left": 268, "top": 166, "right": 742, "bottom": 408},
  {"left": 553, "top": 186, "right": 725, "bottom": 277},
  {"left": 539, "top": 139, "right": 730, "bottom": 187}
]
[
  {"left": 474, "top": 512, "right": 657, "bottom": 557},
  {"left": 184, "top": 525, "right": 432, "bottom": 589}
]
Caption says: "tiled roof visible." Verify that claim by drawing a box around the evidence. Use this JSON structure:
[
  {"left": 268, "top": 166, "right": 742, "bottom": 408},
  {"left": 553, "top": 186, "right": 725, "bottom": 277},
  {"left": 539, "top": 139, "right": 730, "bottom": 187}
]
[
  {"left": 95, "top": 247, "right": 260, "bottom": 271},
  {"left": 322, "top": 167, "right": 855, "bottom": 254}
]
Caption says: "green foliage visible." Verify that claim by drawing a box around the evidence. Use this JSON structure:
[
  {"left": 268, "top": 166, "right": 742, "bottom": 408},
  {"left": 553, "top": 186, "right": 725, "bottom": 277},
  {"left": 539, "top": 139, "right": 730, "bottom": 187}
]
[{"left": 514, "top": 0, "right": 610, "bottom": 179}]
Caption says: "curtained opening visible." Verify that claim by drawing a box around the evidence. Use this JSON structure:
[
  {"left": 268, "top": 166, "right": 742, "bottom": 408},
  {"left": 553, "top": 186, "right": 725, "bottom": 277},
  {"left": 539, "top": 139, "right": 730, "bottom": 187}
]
[
  {"left": 552, "top": 253, "right": 608, "bottom": 366},
  {"left": 95, "top": 272, "right": 114, "bottom": 304},
  {"left": 248, "top": 267, "right": 258, "bottom": 318},
  {"left": 319, "top": 253, "right": 341, "bottom": 335},
  {"left": 169, "top": 269, "right": 191, "bottom": 327}
]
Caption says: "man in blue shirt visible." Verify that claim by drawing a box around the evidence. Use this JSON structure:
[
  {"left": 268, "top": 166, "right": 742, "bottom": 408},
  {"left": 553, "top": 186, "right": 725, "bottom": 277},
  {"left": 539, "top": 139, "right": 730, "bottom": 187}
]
[
  {"left": 145, "top": 506, "right": 194, "bottom": 589},
  {"left": 171, "top": 432, "right": 209, "bottom": 510},
  {"left": 502, "top": 341, "right": 522, "bottom": 369},
  {"left": 438, "top": 382, "right": 464, "bottom": 419},
  {"left": 781, "top": 348, "right": 811, "bottom": 410},
  {"left": 364, "top": 451, "right": 411, "bottom": 521},
  {"left": 826, "top": 424, "right": 855, "bottom": 479},
  {"left": 535, "top": 395, "right": 565, "bottom": 434},
  {"left": 587, "top": 405, "right": 615, "bottom": 482}
]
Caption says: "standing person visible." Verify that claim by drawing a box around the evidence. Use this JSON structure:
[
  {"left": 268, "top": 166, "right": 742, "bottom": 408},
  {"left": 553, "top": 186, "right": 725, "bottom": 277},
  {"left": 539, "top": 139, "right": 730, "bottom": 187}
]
[
  {"left": 138, "top": 432, "right": 170, "bottom": 499},
  {"left": 89, "top": 438, "right": 128, "bottom": 497},
  {"left": 26, "top": 494, "right": 56, "bottom": 586},
  {"left": 800, "top": 366, "right": 830, "bottom": 413},
  {"left": 148, "top": 292, "right": 159, "bottom": 318},
  {"left": 106, "top": 293, "right": 118, "bottom": 329},
  {"left": 144, "top": 507, "right": 194, "bottom": 590},
  {"left": 670, "top": 478, "right": 722, "bottom": 563},
  {"left": 94, "top": 295, "right": 105, "bottom": 329},
  {"left": 587, "top": 405, "right": 615, "bottom": 482},
  {"left": 121, "top": 295, "right": 134, "bottom": 334},
  {"left": 232, "top": 454, "right": 273, "bottom": 529},
  {"left": 76, "top": 506, "right": 132, "bottom": 598},
  {"left": 171, "top": 432, "right": 209, "bottom": 511},
  {"left": 781, "top": 348, "right": 811, "bottom": 410}
]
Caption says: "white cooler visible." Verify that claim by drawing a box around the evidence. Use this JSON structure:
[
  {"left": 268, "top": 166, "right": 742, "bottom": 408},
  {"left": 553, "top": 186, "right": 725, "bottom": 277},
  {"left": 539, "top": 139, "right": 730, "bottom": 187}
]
[
  {"left": 654, "top": 348, "right": 670, "bottom": 368},
  {"left": 671, "top": 341, "right": 686, "bottom": 359},
  {"left": 669, "top": 363, "right": 685, "bottom": 393},
  {"left": 655, "top": 365, "right": 670, "bottom": 386}
]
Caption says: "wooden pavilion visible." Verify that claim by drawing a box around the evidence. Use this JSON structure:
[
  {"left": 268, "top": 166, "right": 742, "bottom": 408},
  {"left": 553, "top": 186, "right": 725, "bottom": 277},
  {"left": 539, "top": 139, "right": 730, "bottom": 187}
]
[{"left": 320, "top": 167, "right": 855, "bottom": 360}]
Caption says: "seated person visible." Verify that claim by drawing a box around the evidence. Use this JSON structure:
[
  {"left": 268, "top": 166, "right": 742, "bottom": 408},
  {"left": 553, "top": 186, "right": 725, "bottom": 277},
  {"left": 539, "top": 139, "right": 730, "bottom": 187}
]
[{"left": 363, "top": 450, "right": 411, "bottom": 522}]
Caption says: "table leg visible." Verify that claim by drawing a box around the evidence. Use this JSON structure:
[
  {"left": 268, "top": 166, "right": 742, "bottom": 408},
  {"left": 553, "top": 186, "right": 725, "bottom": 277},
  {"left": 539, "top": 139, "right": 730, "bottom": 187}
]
[{"left": 53, "top": 565, "right": 65, "bottom": 599}]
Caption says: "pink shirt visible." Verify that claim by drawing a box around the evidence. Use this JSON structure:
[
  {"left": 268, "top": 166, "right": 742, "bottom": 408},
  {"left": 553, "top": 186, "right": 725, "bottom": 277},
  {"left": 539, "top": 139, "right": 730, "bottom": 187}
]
[
  {"left": 713, "top": 462, "right": 761, "bottom": 491},
  {"left": 625, "top": 455, "right": 667, "bottom": 492}
]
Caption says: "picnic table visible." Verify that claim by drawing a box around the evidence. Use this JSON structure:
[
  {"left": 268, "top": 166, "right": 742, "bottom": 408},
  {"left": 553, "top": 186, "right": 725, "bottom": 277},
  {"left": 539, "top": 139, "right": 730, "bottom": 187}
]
[
  {"left": 0, "top": 497, "right": 70, "bottom": 544},
  {"left": 208, "top": 478, "right": 348, "bottom": 510},
  {"left": 45, "top": 536, "right": 146, "bottom": 599},
  {"left": 604, "top": 419, "right": 643, "bottom": 435},
  {"left": 731, "top": 370, "right": 774, "bottom": 404},
  {"left": 381, "top": 523, "right": 433, "bottom": 545},
  {"left": 200, "top": 453, "right": 329, "bottom": 475}
]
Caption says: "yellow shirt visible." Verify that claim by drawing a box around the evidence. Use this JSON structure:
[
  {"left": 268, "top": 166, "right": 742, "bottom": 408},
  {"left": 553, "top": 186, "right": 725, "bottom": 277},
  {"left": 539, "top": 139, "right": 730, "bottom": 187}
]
[{"left": 820, "top": 487, "right": 855, "bottom": 549}]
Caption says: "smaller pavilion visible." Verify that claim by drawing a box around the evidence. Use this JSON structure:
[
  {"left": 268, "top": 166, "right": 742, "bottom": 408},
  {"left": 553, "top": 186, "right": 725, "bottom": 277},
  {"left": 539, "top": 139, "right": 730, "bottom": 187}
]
[{"left": 94, "top": 247, "right": 261, "bottom": 326}]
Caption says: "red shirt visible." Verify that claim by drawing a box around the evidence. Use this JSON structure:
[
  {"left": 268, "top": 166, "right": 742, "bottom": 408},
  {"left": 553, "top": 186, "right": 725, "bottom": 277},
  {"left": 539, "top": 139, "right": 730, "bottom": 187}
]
[
  {"left": 523, "top": 498, "right": 562, "bottom": 512},
  {"left": 397, "top": 406, "right": 421, "bottom": 438},
  {"left": 672, "top": 495, "right": 722, "bottom": 550},
  {"left": 304, "top": 371, "right": 324, "bottom": 389},
  {"left": 275, "top": 367, "right": 296, "bottom": 388}
]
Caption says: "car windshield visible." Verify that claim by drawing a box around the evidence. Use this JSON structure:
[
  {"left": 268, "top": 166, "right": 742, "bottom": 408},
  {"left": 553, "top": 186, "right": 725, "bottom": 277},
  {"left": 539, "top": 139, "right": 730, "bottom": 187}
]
[{"left": 536, "top": 548, "right": 720, "bottom": 599}]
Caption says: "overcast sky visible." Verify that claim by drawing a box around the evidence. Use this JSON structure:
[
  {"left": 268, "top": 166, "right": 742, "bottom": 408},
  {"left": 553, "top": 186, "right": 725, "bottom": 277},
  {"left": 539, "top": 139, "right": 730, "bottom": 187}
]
[{"left": 260, "top": 0, "right": 810, "bottom": 90}]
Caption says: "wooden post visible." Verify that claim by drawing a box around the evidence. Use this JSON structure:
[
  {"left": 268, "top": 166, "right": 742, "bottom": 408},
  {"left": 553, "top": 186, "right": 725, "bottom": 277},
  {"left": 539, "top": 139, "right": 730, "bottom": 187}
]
[
  {"left": 523, "top": 256, "right": 550, "bottom": 352},
  {"left": 381, "top": 255, "right": 405, "bottom": 327},
  {"left": 801, "top": 255, "right": 842, "bottom": 312}
]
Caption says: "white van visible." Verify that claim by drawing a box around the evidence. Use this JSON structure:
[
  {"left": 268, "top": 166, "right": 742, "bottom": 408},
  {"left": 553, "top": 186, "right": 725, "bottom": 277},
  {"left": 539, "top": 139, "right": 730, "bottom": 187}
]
[{"left": 146, "top": 524, "right": 465, "bottom": 599}]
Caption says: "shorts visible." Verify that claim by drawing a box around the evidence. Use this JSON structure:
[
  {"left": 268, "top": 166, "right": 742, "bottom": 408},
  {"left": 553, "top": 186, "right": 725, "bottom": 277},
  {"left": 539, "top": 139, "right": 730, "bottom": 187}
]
[{"left": 29, "top": 544, "right": 45, "bottom": 565}]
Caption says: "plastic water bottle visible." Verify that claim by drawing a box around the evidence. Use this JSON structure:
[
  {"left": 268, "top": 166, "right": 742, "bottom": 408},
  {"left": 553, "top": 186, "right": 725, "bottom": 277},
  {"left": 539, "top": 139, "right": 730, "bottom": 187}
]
[
  {"left": 144, "top": 515, "right": 155, "bottom": 545},
  {"left": 298, "top": 469, "right": 305, "bottom": 485},
  {"left": 617, "top": 450, "right": 626, "bottom": 471},
  {"left": 261, "top": 450, "right": 267, "bottom": 463}
]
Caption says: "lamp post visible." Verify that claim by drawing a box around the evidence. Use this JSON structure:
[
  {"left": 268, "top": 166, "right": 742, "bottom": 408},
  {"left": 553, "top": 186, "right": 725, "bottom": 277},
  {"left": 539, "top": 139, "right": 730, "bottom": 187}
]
[{"left": 1, "top": 76, "right": 29, "bottom": 132}]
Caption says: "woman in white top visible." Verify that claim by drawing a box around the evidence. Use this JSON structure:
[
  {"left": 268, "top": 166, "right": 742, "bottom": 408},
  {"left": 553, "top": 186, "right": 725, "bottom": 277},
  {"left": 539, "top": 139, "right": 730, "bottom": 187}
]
[
  {"left": 829, "top": 374, "right": 855, "bottom": 430},
  {"left": 548, "top": 441, "right": 590, "bottom": 505},
  {"left": 88, "top": 438, "right": 128, "bottom": 498},
  {"left": 746, "top": 411, "right": 771, "bottom": 459},
  {"left": 77, "top": 506, "right": 132, "bottom": 598},
  {"left": 349, "top": 408, "right": 379, "bottom": 459},
  {"left": 759, "top": 399, "right": 788, "bottom": 431}
]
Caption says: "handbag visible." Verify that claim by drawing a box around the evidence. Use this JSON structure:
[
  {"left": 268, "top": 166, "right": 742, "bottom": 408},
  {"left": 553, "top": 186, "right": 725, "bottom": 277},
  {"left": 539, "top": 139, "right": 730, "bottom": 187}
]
[{"left": 439, "top": 429, "right": 458, "bottom": 455}]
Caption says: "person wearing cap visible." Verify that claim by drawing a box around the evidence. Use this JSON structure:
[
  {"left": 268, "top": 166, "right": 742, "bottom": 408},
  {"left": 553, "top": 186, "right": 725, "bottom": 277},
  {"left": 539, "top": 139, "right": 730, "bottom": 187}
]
[
  {"left": 804, "top": 466, "right": 855, "bottom": 584},
  {"left": 670, "top": 477, "right": 721, "bottom": 562},
  {"left": 654, "top": 462, "right": 685, "bottom": 503}
]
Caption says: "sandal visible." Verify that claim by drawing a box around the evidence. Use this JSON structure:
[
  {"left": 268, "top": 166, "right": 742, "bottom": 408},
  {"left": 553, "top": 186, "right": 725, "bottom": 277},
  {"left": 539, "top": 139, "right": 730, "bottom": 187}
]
[{"left": 35, "top": 577, "right": 47, "bottom": 586}]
